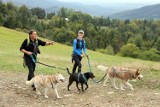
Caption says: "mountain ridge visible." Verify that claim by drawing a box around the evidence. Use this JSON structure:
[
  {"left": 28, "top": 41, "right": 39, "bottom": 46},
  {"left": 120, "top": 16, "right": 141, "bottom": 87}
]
[
  {"left": 2, "top": 0, "right": 114, "bottom": 16},
  {"left": 110, "top": 3, "right": 160, "bottom": 20}
]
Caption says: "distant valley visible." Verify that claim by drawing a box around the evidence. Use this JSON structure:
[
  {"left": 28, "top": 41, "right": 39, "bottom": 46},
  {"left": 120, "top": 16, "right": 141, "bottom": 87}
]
[{"left": 3, "top": 0, "right": 160, "bottom": 19}]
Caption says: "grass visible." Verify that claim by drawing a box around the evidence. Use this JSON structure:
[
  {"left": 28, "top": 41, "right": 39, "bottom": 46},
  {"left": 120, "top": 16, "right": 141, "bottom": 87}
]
[{"left": 0, "top": 26, "right": 160, "bottom": 89}]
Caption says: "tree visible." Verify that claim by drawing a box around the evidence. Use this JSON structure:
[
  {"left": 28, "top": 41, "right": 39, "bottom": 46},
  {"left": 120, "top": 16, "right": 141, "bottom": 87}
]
[
  {"left": 134, "top": 35, "right": 144, "bottom": 48},
  {"left": 19, "top": 5, "right": 31, "bottom": 28},
  {"left": 31, "top": 7, "right": 46, "bottom": 19},
  {"left": 69, "top": 12, "right": 82, "bottom": 23},
  {"left": 47, "top": 12, "right": 55, "bottom": 19},
  {"left": 0, "top": 14, "right": 3, "bottom": 25},
  {"left": 58, "top": 7, "right": 67, "bottom": 18},
  {"left": 119, "top": 43, "right": 139, "bottom": 58},
  {"left": 3, "top": 11, "right": 17, "bottom": 28}
]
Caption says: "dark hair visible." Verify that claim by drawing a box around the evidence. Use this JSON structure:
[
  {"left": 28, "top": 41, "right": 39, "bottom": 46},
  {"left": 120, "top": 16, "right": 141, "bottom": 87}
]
[{"left": 29, "top": 30, "right": 34, "bottom": 36}]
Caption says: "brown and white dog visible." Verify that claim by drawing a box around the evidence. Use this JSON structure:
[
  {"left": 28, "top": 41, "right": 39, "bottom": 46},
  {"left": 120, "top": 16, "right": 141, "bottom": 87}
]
[
  {"left": 97, "top": 65, "right": 143, "bottom": 91},
  {"left": 26, "top": 74, "right": 65, "bottom": 98}
]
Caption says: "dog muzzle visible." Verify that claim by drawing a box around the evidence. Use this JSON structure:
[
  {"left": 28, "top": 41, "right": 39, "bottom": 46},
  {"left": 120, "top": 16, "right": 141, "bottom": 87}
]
[
  {"left": 60, "top": 79, "right": 64, "bottom": 82},
  {"left": 137, "top": 74, "right": 143, "bottom": 80}
]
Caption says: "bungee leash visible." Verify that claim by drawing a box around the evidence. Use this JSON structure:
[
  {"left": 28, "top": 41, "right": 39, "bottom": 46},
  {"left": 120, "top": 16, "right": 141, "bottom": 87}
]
[
  {"left": 30, "top": 53, "right": 67, "bottom": 71},
  {"left": 87, "top": 56, "right": 106, "bottom": 83}
]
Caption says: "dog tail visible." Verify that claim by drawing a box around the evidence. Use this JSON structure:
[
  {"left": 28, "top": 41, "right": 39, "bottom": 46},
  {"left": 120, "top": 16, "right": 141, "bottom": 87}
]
[
  {"left": 97, "top": 65, "right": 109, "bottom": 73},
  {"left": 66, "top": 68, "right": 71, "bottom": 75},
  {"left": 26, "top": 78, "right": 34, "bottom": 86}
]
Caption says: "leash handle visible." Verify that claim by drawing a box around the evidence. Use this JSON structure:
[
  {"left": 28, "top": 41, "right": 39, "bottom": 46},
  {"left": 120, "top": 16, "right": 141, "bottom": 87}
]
[{"left": 30, "top": 53, "right": 37, "bottom": 64}]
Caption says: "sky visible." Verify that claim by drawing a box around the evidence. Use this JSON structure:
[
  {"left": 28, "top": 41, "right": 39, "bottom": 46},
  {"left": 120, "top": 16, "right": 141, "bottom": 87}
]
[{"left": 57, "top": 0, "right": 160, "bottom": 6}]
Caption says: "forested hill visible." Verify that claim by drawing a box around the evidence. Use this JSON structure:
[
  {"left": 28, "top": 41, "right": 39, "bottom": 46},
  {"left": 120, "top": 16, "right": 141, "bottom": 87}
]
[
  {"left": 0, "top": 1, "right": 160, "bottom": 61},
  {"left": 110, "top": 4, "right": 160, "bottom": 20},
  {"left": 2, "top": 0, "right": 114, "bottom": 16}
]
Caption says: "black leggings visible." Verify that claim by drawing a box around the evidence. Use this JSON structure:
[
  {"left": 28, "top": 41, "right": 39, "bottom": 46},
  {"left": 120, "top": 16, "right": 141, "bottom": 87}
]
[
  {"left": 72, "top": 55, "right": 82, "bottom": 73},
  {"left": 24, "top": 56, "right": 36, "bottom": 81}
]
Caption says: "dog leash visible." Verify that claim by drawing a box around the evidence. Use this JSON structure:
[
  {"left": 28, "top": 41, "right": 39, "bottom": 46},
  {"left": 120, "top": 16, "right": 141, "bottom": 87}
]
[
  {"left": 30, "top": 53, "right": 67, "bottom": 71},
  {"left": 87, "top": 56, "right": 107, "bottom": 83},
  {"left": 29, "top": 53, "right": 46, "bottom": 81}
]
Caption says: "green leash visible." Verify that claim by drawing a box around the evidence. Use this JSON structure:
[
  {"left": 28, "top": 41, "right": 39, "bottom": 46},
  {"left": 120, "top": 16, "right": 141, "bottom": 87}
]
[
  {"left": 30, "top": 53, "right": 67, "bottom": 70},
  {"left": 87, "top": 56, "right": 107, "bottom": 83}
]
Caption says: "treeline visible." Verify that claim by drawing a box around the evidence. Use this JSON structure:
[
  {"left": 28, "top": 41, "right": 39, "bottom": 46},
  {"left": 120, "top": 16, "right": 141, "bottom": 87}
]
[{"left": 0, "top": 1, "right": 160, "bottom": 61}]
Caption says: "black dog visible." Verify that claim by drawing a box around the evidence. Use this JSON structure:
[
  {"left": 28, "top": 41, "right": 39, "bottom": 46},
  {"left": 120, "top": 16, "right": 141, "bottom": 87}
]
[{"left": 67, "top": 68, "right": 95, "bottom": 92}]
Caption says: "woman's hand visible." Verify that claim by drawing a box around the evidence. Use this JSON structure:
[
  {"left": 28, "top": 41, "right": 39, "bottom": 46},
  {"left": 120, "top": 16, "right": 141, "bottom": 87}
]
[
  {"left": 46, "top": 41, "right": 54, "bottom": 45},
  {"left": 85, "top": 53, "right": 89, "bottom": 57},
  {"left": 81, "top": 54, "right": 85, "bottom": 58},
  {"left": 27, "top": 51, "right": 32, "bottom": 56},
  {"left": 49, "top": 41, "right": 54, "bottom": 45}
]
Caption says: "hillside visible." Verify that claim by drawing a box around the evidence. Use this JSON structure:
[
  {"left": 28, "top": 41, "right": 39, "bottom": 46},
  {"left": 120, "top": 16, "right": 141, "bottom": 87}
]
[
  {"left": 2, "top": 0, "right": 114, "bottom": 16},
  {"left": 0, "top": 27, "right": 160, "bottom": 106},
  {"left": 0, "top": 26, "right": 159, "bottom": 74},
  {"left": 110, "top": 3, "right": 160, "bottom": 20}
]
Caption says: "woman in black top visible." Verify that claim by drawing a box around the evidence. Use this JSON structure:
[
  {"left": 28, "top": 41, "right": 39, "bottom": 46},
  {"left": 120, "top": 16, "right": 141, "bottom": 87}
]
[{"left": 20, "top": 30, "right": 53, "bottom": 90}]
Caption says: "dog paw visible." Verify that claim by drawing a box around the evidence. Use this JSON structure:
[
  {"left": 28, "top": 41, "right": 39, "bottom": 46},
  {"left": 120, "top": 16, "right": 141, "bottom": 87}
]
[
  {"left": 36, "top": 92, "right": 41, "bottom": 95},
  {"left": 103, "top": 84, "right": 107, "bottom": 87},
  {"left": 120, "top": 88, "right": 125, "bottom": 90},
  {"left": 115, "top": 87, "right": 119, "bottom": 90},
  {"left": 45, "top": 96, "right": 49, "bottom": 98},
  {"left": 57, "top": 97, "right": 62, "bottom": 99}
]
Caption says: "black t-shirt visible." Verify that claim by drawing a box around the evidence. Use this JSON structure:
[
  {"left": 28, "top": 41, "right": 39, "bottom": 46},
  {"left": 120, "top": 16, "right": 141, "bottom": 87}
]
[{"left": 20, "top": 38, "right": 46, "bottom": 57}]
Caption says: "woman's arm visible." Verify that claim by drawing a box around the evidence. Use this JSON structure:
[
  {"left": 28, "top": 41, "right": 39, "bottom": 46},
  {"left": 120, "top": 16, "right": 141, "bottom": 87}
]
[{"left": 45, "top": 41, "right": 54, "bottom": 46}]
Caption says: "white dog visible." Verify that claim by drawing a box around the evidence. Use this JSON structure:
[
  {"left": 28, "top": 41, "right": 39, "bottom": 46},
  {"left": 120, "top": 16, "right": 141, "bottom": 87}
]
[
  {"left": 97, "top": 65, "right": 143, "bottom": 91},
  {"left": 26, "top": 74, "right": 65, "bottom": 98}
]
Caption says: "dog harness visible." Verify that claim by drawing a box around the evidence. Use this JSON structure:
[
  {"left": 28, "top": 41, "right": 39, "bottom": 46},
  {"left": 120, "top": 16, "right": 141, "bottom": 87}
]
[
  {"left": 112, "top": 67, "right": 134, "bottom": 79},
  {"left": 78, "top": 73, "right": 87, "bottom": 83},
  {"left": 112, "top": 67, "right": 119, "bottom": 76}
]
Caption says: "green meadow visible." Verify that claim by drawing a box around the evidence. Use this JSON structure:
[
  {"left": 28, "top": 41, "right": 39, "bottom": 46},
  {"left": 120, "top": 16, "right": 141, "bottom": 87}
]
[{"left": 0, "top": 26, "right": 159, "bottom": 82}]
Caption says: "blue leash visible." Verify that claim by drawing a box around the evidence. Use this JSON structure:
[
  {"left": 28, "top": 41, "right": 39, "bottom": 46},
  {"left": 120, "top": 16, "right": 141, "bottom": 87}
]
[
  {"left": 87, "top": 56, "right": 107, "bottom": 83},
  {"left": 30, "top": 53, "right": 37, "bottom": 64}
]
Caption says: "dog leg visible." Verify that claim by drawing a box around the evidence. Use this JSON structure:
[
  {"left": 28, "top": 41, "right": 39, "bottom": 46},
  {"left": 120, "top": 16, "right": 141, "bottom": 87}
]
[
  {"left": 85, "top": 83, "right": 88, "bottom": 90},
  {"left": 120, "top": 82, "right": 125, "bottom": 90},
  {"left": 126, "top": 81, "right": 134, "bottom": 91},
  {"left": 34, "top": 84, "right": 41, "bottom": 95},
  {"left": 44, "top": 88, "right": 49, "bottom": 98},
  {"left": 68, "top": 80, "right": 73, "bottom": 91},
  {"left": 111, "top": 78, "right": 119, "bottom": 89},
  {"left": 54, "top": 86, "right": 61, "bottom": 99},
  {"left": 76, "top": 82, "right": 80, "bottom": 91},
  {"left": 81, "top": 83, "right": 84, "bottom": 92},
  {"left": 36, "top": 89, "right": 41, "bottom": 95},
  {"left": 103, "top": 75, "right": 109, "bottom": 86}
]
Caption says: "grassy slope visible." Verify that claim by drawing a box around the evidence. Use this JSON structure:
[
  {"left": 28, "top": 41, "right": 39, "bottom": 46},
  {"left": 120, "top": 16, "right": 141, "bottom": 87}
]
[{"left": 0, "top": 27, "right": 159, "bottom": 80}]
